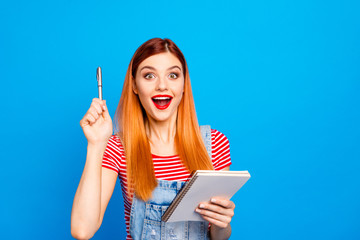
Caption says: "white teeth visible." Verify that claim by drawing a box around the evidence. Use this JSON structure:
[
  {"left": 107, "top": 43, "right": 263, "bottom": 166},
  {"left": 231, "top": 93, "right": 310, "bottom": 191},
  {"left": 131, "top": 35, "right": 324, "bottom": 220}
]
[{"left": 152, "top": 97, "right": 171, "bottom": 100}]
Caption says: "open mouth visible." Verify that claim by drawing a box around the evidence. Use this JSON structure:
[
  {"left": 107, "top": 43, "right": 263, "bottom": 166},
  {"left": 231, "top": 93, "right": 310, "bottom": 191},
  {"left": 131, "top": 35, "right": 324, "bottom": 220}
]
[{"left": 151, "top": 95, "right": 173, "bottom": 110}]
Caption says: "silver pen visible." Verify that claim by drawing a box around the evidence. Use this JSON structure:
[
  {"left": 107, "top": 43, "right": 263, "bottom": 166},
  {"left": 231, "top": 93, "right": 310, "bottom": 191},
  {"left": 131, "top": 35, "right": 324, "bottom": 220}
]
[{"left": 96, "top": 67, "right": 102, "bottom": 100}]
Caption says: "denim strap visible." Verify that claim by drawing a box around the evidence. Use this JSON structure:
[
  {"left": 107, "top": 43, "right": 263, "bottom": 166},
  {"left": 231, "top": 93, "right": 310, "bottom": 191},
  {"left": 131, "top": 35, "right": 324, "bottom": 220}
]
[{"left": 200, "top": 125, "right": 211, "bottom": 160}]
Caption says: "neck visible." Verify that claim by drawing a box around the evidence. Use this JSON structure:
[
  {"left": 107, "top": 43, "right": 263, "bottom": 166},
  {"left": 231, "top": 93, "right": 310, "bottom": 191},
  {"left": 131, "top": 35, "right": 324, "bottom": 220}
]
[{"left": 145, "top": 112, "right": 177, "bottom": 145}]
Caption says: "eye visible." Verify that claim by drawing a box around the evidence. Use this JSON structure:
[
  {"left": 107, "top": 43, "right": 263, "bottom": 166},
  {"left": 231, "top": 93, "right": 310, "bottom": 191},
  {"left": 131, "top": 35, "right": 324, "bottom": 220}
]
[
  {"left": 144, "top": 73, "right": 155, "bottom": 79},
  {"left": 169, "top": 73, "right": 178, "bottom": 79}
]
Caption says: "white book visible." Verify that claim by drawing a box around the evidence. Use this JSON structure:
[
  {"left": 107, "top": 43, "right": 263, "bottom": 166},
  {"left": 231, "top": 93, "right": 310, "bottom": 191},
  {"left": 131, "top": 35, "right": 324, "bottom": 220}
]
[{"left": 162, "top": 170, "right": 251, "bottom": 222}]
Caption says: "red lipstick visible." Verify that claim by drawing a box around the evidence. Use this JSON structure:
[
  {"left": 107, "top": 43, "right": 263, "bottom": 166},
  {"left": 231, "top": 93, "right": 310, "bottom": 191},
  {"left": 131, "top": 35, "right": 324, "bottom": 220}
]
[{"left": 151, "top": 95, "right": 173, "bottom": 110}]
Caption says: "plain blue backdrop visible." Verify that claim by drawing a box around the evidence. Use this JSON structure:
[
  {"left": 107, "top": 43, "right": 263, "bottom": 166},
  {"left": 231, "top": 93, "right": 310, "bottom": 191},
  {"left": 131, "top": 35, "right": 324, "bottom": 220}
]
[{"left": 1, "top": 0, "right": 359, "bottom": 239}]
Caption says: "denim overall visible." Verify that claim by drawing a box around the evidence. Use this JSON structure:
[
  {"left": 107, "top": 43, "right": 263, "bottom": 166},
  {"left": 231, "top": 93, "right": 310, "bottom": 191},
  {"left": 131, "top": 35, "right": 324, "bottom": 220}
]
[{"left": 129, "top": 125, "right": 212, "bottom": 240}]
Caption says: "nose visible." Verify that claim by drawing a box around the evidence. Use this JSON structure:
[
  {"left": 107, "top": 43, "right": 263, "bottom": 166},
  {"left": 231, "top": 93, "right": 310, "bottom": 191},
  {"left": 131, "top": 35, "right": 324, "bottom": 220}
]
[{"left": 156, "top": 76, "right": 168, "bottom": 91}]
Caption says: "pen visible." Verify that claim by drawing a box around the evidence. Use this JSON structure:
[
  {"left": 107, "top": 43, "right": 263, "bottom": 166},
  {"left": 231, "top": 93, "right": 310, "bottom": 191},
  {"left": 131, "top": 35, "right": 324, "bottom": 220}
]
[{"left": 96, "top": 67, "right": 102, "bottom": 101}]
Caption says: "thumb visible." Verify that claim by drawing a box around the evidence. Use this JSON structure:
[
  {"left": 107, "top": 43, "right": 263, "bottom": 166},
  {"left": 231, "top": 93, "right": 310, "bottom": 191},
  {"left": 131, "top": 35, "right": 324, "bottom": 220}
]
[{"left": 102, "top": 100, "right": 111, "bottom": 120}]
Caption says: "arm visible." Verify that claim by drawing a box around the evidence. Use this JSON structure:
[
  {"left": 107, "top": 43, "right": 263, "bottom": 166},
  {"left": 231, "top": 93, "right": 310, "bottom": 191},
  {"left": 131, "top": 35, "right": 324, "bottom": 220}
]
[
  {"left": 196, "top": 166, "right": 234, "bottom": 240},
  {"left": 71, "top": 98, "right": 117, "bottom": 239},
  {"left": 71, "top": 144, "right": 118, "bottom": 240}
]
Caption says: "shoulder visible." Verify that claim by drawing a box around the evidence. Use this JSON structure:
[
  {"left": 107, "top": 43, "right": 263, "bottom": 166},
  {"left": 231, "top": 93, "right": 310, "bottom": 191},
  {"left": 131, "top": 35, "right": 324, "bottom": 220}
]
[
  {"left": 210, "top": 128, "right": 232, "bottom": 170},
  {"left": 109, "top": 134, "right": 123, "bottom": 148},
  {"left": 102, "top": 134, "right": 126, "bottom": 173},
  {"left": 105, "top": 134, "right": 125, "bottom": 155},
  {"left": 211, "top": 129, "right": 230, "bottom": 145}
]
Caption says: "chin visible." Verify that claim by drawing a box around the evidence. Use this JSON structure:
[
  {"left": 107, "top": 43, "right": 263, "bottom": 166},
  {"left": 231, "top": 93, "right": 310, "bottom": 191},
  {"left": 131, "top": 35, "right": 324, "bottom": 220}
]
[
  {"left": 147, "top": 110, "right": 176, "bottom": 123},
  {"left": 150, "top": 115, "right": 172, "bottom": 122}
]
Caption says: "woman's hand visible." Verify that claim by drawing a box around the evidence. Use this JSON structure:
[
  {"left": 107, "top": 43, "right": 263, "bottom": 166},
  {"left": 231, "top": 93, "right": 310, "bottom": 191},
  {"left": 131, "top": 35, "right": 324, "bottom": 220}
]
[
  {"left": 79, "top": 98, "right": 113, "bottom": 146},
  {"left": 196, "top": 197, "right": 234, "bottom": 239}
]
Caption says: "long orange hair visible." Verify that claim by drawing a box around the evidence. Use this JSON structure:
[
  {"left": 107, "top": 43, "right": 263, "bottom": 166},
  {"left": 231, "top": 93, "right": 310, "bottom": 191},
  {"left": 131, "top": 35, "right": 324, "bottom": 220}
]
[{"left": 114, "top": 38, "right": 213, "bottom": 201}]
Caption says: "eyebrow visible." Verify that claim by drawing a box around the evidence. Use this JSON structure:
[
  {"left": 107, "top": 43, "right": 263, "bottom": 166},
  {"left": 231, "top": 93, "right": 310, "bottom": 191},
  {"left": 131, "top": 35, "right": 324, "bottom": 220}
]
[{"left": 140, "top": 65, "right": 182, "bottom": 72}]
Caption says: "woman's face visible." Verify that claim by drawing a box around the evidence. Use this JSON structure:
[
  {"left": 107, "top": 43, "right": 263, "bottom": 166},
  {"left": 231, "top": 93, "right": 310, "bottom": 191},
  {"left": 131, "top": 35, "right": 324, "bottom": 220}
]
[{"left": 133, "top": 52, "right": 185, "bottom": 123}]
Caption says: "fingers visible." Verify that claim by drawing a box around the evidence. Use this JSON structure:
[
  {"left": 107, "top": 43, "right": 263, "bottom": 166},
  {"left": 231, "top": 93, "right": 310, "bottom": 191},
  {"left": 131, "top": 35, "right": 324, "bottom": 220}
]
[
  {"left": 91, "top": 98, "right": 106, "bottom": 112},
  {"left": 80, "top": 98, "right": 108, "bottom": 127},
  {"left": 199, "top": 215, "right": 230, "bottom": 229},
  {"left": 91, "top": 101, "right": 103, "bottom": 115},
  {"left": 195, "top": 198, "right": 235, "bottom": 229},
  {"left": 210, "top": 198, "right": 235, "bottom": 209},
  {"left": 80, "top": 112, "right": 96, "bottom": 127},
  {"left": 196, "top": 203, "right": 233, "bottom": 222}
]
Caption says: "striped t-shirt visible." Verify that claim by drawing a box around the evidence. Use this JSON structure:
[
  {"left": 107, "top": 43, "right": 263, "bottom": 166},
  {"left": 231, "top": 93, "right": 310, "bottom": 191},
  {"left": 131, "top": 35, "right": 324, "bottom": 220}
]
[{"left": 102, "top": 129, "right": 232, "bottom": 239}]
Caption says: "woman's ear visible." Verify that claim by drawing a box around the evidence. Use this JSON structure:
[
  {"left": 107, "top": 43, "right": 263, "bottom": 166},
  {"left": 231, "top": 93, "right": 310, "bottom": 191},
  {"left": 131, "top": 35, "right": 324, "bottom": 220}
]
[{"left": 132, "top": 78, "right": 138, "bottom": 94}]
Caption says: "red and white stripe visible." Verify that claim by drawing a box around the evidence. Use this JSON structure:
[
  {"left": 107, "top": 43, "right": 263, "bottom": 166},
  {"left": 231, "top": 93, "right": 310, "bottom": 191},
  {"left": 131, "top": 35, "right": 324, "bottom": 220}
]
[{"left": 102, "top": 129, "right": 232, "bottom": 240}]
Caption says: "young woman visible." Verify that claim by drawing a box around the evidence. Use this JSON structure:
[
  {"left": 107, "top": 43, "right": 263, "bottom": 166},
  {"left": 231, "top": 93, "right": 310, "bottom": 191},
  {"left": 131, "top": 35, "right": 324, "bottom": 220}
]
[{"left": 71, "top": 38, "right": 235, "bottom": 240}]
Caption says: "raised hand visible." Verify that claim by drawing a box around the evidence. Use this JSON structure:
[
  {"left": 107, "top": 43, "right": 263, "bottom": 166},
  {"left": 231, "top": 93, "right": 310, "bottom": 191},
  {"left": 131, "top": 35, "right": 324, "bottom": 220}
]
[{"left": 79, "top": 98, "right": 113, "bottom": 146}]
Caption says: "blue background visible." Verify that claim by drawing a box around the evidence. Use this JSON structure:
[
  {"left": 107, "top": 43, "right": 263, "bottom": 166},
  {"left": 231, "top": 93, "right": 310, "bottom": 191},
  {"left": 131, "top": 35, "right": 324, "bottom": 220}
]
[{"left": 1, "top": 0, "right": 359, "bottom": 239}]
